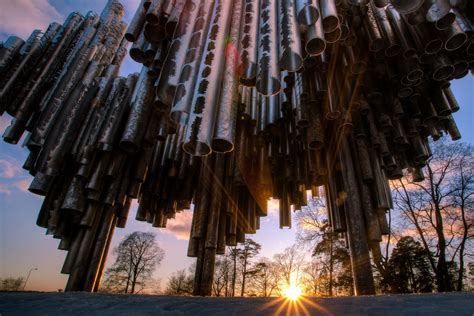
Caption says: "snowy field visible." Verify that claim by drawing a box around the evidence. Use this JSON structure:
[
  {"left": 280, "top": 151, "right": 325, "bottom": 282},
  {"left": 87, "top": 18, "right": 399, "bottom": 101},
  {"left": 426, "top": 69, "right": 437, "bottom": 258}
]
[{"left": 1, "top": 292, "right": 473, "bottom": 315}]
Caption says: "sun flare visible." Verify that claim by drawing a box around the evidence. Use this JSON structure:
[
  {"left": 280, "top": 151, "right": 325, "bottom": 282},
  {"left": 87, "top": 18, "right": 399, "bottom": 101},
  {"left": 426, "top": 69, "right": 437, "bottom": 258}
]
[{"left": 283, "top": 285, "right": 302, "bottom": 301}]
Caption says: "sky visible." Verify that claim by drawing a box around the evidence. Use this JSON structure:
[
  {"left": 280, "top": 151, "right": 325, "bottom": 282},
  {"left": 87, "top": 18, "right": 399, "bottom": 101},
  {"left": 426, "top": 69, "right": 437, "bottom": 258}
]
[{"left": 0, "top": 0, "right": 473, "bottom": 292}]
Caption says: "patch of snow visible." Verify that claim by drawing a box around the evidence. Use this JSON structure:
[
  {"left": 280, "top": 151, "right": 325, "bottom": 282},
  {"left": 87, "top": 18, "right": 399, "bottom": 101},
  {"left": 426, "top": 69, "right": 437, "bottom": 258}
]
[{"left": 0, "top": 292, "right": 473, "bottom": 315}]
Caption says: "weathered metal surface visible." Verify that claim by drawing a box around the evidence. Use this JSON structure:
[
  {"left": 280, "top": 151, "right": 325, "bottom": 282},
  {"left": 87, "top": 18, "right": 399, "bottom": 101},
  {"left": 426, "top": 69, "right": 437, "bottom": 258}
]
[
  {"left": 295, "top": 0, "right": 320, "bottom": 26},
  {"left": 212, "top": 0, "right": 244, "bottom": 153},
  {"left": 155, "top": 0, "right": 201, "bottom": 106},
  {"left": 279, "top": 0, "right": 303, "bottom": 72},
  {"left": 239, "top": 0, "right": 260, "bottom": 86},
  {"left": 183, "top": 0, "right": 235, "bottom": 156},
  {"left": 170, "top": 0, "right": 215, "bottom": 125},
  {"left": 256, "top": 0, "right": 281, "bottom": 96}
]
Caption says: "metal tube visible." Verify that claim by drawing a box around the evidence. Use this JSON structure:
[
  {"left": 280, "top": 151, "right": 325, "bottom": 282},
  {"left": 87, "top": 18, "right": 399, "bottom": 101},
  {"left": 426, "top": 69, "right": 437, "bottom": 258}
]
[
  {"left": 125, "top": 0, "right": 150, "bottom": 41},
  {"left": 306, "top": 12, "right": 326, "bottom": 56},
  {"left": 338, "top": 140, "right": 376, "bottom": 295},
  {"left": 239, "top": 0, "right": 260, "bottom": 86},
  {"left": 183, "top": 0, "right": 235, "bottom": 156},
  {"left": 156, "top": 0, "right": 201, "bottom": 106},
  {"left": 120, "top": 67, "right": 154, "bottom": 152},
  {"left": 389, "top": 0, "right": 425, "bottom": 14},
  {"left": 256, "top": 0, "right": 281, "bottom": 96},
  {"left": 372, "top": 3, "right": 401, "bottom": 57},
  {"left": 296, "top": 0, "right": 320, "bottom": 26},
  {"left": 319, "top": 0, "right": 339, "bottom": 33},
  {"left": 0, "top": 36, "right": 24, "bottom": 74},
  {"left": 279, "top": 0, "right": 303, "bottom": 72},
  {"left": 170, "top": 0, "right": 215, "bottom": 125},
  {"left": 212, "top": 0, "right": 244, "bottom": 153}
]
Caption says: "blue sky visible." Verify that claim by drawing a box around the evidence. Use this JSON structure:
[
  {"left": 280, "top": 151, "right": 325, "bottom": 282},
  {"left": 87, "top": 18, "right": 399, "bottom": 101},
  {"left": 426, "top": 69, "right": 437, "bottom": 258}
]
[{"left": 0, "top": 0, "right": 473, "bottom": 292}]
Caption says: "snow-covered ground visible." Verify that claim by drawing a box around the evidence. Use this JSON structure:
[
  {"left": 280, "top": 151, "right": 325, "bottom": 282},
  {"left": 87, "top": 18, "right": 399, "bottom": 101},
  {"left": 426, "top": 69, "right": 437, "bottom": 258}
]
[{"left": 1, "top": 292, "right": 473, "bottom": 315}]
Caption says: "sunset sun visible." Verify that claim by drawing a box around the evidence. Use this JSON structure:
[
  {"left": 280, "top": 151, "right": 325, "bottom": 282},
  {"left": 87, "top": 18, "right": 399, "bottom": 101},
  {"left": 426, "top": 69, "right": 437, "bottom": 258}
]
[{"left": 283, "top": 285, "right": 302, "bottom": 301}]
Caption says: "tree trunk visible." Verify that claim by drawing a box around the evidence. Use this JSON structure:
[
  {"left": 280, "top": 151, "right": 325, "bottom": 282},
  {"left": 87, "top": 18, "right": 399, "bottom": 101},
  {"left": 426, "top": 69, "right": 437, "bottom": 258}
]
[
  {"left": 131, "top": 265, "right": 139, "bottom": 294},
  {"left": 231, "top": 248, "right": 237, "bottom": 296},
  {"left": 457, "top": 240, "right": 465, "bottom": 291},
  {"left": 457, "top": 187, "right": 469, "bottom": 291},
  {"left": 434, "top": 202, "right": 452, "bottom": 292},
  {"left": 240, "top": 257, "right": 247, "bottom": 296},
  {"left": 328, "top": 233, "right": 334, "bottom": 297}
]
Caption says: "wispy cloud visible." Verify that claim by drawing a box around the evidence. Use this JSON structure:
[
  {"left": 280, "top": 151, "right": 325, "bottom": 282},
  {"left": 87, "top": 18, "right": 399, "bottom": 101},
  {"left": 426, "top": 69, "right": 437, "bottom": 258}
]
[
  {"left": 13, "top": 179, "right": 30, "bottom": 192},
  {"left": 163, "top": 211, "right": 193, "bottom": 241},
  {"left": 46, "top": 0, "right": 142, "bottom": 24},
  {"left": 0, "top": 184, "right": 12, "bottom": 195},
  {"left": 0, "top": 155, "right": 32, "bottom": 195},
  {"left": 0, "top": 0, "right": 63, "bottom": 40},
  {"left": 0, "top": 157, "right": 22, "bottom": 179}
]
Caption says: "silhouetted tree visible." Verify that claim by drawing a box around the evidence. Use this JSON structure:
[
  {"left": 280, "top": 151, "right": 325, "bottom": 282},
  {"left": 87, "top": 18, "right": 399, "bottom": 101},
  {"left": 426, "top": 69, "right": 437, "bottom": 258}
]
[
  {"left": 392, "top": 140, "right": 474, "bottom": 292},
  {"left": 312, "top": 233, "right": 353, "bottom": 296},
  {"left": 102, "top": 231, "right": 164, "bottom": 293},
  {"left": 296, "top": 196, "right": 343, "bottom": 296},
  {"left": 273, "top": 245, "right": 306, "bottom": 291},
  {"left": 0, "top": 277, "right": 24, "bottom": 291},
  {"left": 388, "top": 236, "right": 434, "bottom": 293},
  {"left": 165, "top": 269, "right": 193, "bottom": 295},
  {"left": 227, "top": 245, "right": 240, "bottom": 297},
  {"left": 213, "top": 255, "right": 232, "bottom": 296},
  {"left": 239, "top": 238, "right": 261, "bottom": 296},
  {"left": 249, "top": 257, "right": 279, "bottom": 297}
]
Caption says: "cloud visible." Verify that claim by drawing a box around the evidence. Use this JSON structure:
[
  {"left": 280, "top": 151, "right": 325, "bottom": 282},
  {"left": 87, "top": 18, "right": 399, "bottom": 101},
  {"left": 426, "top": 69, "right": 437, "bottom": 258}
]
[
  {"left": 0, "top": 158, "right": 22, "bottom": 179},
  {"left": 46, "top": 0, "right": 141, "bottom": 24},
  {"left": 0, "top": 0, "right": 63, "bottom": 41},
  {"left": 13, "top": 179, "right": 30, "bottom": 192},
  {"left": 163, "top": 211, "right": 193, "bottom": 241},
  {"left": 121, "top": 0, "right": 141, "bottom": 21},
  {"left": 0, "top": 156, "right": 33, "bottom": 195},
  {"left": 0, "top": 184, "right": 12, "bottom": 195}
]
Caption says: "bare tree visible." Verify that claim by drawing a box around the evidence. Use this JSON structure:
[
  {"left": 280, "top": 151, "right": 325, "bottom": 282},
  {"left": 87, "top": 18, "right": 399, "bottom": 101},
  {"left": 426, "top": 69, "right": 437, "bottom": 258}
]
[
  {"left": 213, "top": 255, "right": 232, "bottom": 296},
  {"left": 249, "top": 257, "right": 279, "bottom": 297},
  {"left": 301, "top": 261, "right": 326, "bottom": 296},
  {"left": 239, "top": 238, "right": 261, "bottom": 296},
  {"left": 228, "top": 246, "right": 240, "bottom": 297},
  {"left": 295, "top": 197, "right": 339, "bottom": 296},
  {"left": 295, "top": 197, "right": 328, "bottom": 245},
  {"left": 101, "top": 231, "right": 164, "bottom": 293},
  {"left": 0, "top": 277, "right": 25, "bottom": 291},
  {"left": 449, "top": 144, "right": 474, "bottom": 290},
  {"left": 165, "top": 269, "right": 193, "bottom": 295},
  {"left": 273, "top": 245, "right": 306, "bottom": 291},
  {"left": 391, "top": 140, "right": 474, "bottom": 292}
]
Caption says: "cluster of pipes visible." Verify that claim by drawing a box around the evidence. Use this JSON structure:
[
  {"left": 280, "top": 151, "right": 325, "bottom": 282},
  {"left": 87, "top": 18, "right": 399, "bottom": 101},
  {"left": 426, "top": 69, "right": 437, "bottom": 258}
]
[{"left": 1, "top": 0, "right": 473, "bottom": 295}]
